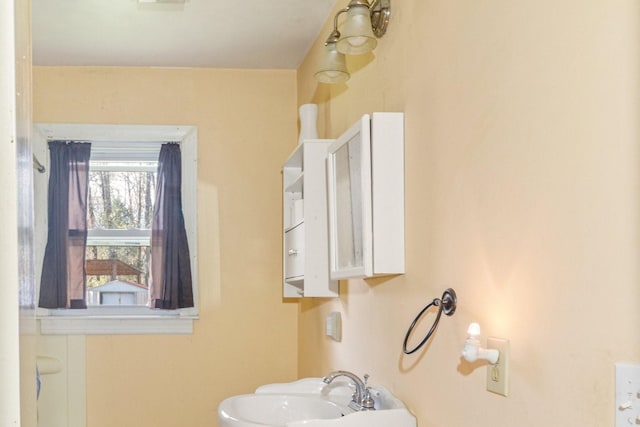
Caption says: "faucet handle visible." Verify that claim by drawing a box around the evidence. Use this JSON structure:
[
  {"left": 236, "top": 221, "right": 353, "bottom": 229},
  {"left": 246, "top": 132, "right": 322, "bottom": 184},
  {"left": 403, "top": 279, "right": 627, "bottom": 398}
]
[{"left": 361, "top": 385, "right": 376, "bottom": 410}]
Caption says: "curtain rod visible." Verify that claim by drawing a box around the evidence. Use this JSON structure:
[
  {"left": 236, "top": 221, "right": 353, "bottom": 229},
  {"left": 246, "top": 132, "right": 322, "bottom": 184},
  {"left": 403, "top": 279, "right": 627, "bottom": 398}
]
[{"left": 33, "top": 155, "right": 45, "bottom": 174}]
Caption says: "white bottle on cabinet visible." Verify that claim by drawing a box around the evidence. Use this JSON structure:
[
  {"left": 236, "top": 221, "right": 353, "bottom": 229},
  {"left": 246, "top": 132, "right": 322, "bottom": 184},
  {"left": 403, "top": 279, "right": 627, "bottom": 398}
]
[{"left": 282, "top": 139, "right": 338, "bottom": 297}]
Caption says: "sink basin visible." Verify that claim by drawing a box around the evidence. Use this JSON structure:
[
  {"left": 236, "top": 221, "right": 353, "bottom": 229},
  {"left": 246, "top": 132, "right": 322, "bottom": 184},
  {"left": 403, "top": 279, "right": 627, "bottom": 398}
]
[
  {"left": 218, "top": 378, "right": 416, "bottom": 427},
  {"left": 219, "top": 394, "right": 347, "bottom": 426}
]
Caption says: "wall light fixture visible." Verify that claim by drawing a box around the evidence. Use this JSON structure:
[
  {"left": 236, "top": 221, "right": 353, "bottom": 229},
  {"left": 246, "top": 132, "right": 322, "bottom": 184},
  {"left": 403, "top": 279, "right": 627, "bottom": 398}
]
[
  {"left": 315, "top": 0, "right": 391, "bottom": 84},
  {"left": 461, "top": 322, "right": 499, "bottom": 364}
]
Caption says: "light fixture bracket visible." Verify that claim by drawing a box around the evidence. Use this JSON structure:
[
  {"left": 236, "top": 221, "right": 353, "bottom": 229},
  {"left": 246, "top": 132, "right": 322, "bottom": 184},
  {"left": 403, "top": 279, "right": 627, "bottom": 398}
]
[
  {"left": 324, "top": 29, "right": 341, "bottom": 45},
  {"left": 369, "top": 0, "right": 391, "bottom": 38}
]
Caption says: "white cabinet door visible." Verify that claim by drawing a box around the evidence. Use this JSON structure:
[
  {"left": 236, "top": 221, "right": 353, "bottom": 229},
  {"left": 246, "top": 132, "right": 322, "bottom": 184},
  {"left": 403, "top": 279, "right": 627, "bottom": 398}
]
[{"left": 327, "top": 112, "right": 405, "bottom": 280}]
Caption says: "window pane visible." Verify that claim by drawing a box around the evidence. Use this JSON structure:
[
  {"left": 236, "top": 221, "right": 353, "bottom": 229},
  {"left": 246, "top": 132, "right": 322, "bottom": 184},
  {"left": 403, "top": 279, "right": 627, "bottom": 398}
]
[
  {"left": 86, "top": 163, "right": 156, "bottom": 307},
  {"left": 88, "top": 169, "right": 157, "bottom": 230},
  {"left": 85, "top": 245, "right": 150, "bottom": 306}
]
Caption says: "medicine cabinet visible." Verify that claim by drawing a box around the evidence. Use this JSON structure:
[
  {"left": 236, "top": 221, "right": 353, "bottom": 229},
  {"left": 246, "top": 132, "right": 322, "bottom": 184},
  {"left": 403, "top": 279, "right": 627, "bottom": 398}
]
[
  {"left": 326, "top": 112, "right": 405, "bottom": 279},
  {"left": 282, "top": 139, "right": 339, "bottom": 297}
]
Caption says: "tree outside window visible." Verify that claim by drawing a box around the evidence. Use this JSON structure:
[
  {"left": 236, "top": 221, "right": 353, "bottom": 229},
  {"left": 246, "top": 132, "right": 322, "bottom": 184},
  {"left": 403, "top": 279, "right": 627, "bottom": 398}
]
[{"left": 86, "top": 160, "right": 157, "bottom": 305}]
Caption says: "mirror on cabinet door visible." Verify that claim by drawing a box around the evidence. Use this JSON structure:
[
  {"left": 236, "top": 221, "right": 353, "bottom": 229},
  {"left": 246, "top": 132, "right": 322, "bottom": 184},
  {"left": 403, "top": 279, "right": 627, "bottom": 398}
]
[
  {"left": 326, "top": 113, "right": 405, "bottom": 280},
  {"left": 327, "top": 115, "right": 372, "bottom": 279}
]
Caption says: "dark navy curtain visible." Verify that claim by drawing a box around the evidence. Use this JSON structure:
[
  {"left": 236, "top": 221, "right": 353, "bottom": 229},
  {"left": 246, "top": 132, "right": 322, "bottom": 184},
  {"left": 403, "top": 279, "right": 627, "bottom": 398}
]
[
  {"left": 38, "top": 141, "right": 91, "bottom": 309},
  {"left": 149, "top": 143, "right": 194, "bottom": 309}
]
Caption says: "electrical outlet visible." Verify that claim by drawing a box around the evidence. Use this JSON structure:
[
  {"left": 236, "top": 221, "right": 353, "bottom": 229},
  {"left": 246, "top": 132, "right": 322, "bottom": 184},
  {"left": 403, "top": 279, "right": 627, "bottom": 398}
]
[{"left": 486, "top": 337, "right": 510, "bottom": 396}]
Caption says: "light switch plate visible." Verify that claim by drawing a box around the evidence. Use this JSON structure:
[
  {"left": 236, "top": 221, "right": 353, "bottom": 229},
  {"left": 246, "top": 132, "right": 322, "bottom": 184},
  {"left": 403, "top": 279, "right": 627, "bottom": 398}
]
[
  {"left": 486, "top": 337, "right": 510, "bottom": 396},
  {"left": 615, "top": 363, "right": 640, "bottom": 427}
]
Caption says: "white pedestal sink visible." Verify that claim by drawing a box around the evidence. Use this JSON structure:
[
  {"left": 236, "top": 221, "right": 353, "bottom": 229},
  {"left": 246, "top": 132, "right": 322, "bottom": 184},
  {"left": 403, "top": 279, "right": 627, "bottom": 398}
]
[{"left": 218, "top": 378, "right": 416, "bottom": 427}]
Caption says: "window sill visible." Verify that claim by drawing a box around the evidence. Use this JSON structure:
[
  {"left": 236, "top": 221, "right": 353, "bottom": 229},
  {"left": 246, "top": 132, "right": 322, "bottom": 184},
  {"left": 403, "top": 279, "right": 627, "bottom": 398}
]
[{"left": 38, "top": 308, "right": 198, "bottom": 335}]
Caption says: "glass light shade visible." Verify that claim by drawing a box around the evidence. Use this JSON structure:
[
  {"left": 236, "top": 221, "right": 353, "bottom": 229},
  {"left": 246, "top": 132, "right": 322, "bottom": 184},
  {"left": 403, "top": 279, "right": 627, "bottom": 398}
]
[
  {"left": 467, "top": 322, "right": 481, "bottom": 337},
  {"left": 336, "top": 5, "right": 377, "bottom": 55},
  {"left": 315, "top": 42, "right": 350, "bottom": 84}
]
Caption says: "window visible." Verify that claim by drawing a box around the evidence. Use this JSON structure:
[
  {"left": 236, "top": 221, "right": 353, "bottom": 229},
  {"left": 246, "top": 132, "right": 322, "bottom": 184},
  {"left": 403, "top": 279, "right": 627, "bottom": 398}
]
[
  {"left": 35, "top": 124, "right": 199, "bottom": 334},
  {"left": 85, "top": 142, "right": 159, "bottom": 307}
]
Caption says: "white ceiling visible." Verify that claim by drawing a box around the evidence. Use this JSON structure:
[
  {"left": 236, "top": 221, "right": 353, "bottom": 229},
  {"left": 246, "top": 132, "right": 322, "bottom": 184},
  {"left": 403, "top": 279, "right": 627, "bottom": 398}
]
[{"left": 32, "top": 0, "right": 336, "bottom": 69}]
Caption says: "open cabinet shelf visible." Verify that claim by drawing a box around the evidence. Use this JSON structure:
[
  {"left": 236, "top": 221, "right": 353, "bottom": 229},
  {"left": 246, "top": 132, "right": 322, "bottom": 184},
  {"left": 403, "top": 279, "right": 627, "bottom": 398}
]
[{"left": 282, "top": 139, "right": 338, "bottom": 298}]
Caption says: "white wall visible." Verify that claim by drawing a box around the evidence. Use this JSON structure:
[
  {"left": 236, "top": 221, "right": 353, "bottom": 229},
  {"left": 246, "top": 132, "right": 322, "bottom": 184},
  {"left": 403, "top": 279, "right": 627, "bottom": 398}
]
[
  {"left": 0, "top": 0, "right": 22, "bottom": 417},
  {"left": 1, "top": 0, "right": 37, "bottom": 426},
  {"left": 36, "top": 336, "right": 86, "bottom": 427}
]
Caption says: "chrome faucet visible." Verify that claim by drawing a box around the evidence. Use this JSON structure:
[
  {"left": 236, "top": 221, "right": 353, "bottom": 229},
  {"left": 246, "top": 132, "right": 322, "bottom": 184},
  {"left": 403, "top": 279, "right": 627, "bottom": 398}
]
[{"left": 322, "top": 370, "right": 375, "bottom": 411}]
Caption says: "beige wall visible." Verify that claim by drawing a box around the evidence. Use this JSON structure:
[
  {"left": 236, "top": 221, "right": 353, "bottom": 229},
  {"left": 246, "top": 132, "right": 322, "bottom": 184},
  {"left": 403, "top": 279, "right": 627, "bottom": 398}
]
[
  {"left": 30, "top": 1, "right": 640, "bottom": 424},
  {"left": 33, "top": 66, "right": 299, "bottom": 427},
  {"left": 297, "top": 1, "right": 640, "bottom": 426}
]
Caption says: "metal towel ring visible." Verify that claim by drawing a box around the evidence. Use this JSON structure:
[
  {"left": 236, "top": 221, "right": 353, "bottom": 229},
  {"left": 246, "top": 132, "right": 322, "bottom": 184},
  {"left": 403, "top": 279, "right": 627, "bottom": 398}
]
[{"left": 402, "top": 288, "right": 457, "bottom": 355}]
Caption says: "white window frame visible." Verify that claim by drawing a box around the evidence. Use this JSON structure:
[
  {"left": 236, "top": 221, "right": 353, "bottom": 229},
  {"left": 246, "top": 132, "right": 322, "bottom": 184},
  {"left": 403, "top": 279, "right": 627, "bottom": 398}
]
[{"left": 34, "top": 124, "right": 199, "bottom": 335}]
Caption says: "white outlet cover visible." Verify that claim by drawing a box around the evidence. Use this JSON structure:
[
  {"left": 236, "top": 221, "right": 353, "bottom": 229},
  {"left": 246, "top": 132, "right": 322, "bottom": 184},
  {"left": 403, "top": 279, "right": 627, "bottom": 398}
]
[
  {"left": 325, "top": 311, "right": 342, "bottom": 342},
  {"left": 486, "top": 337, "right": 510, "bottom": 397}
]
